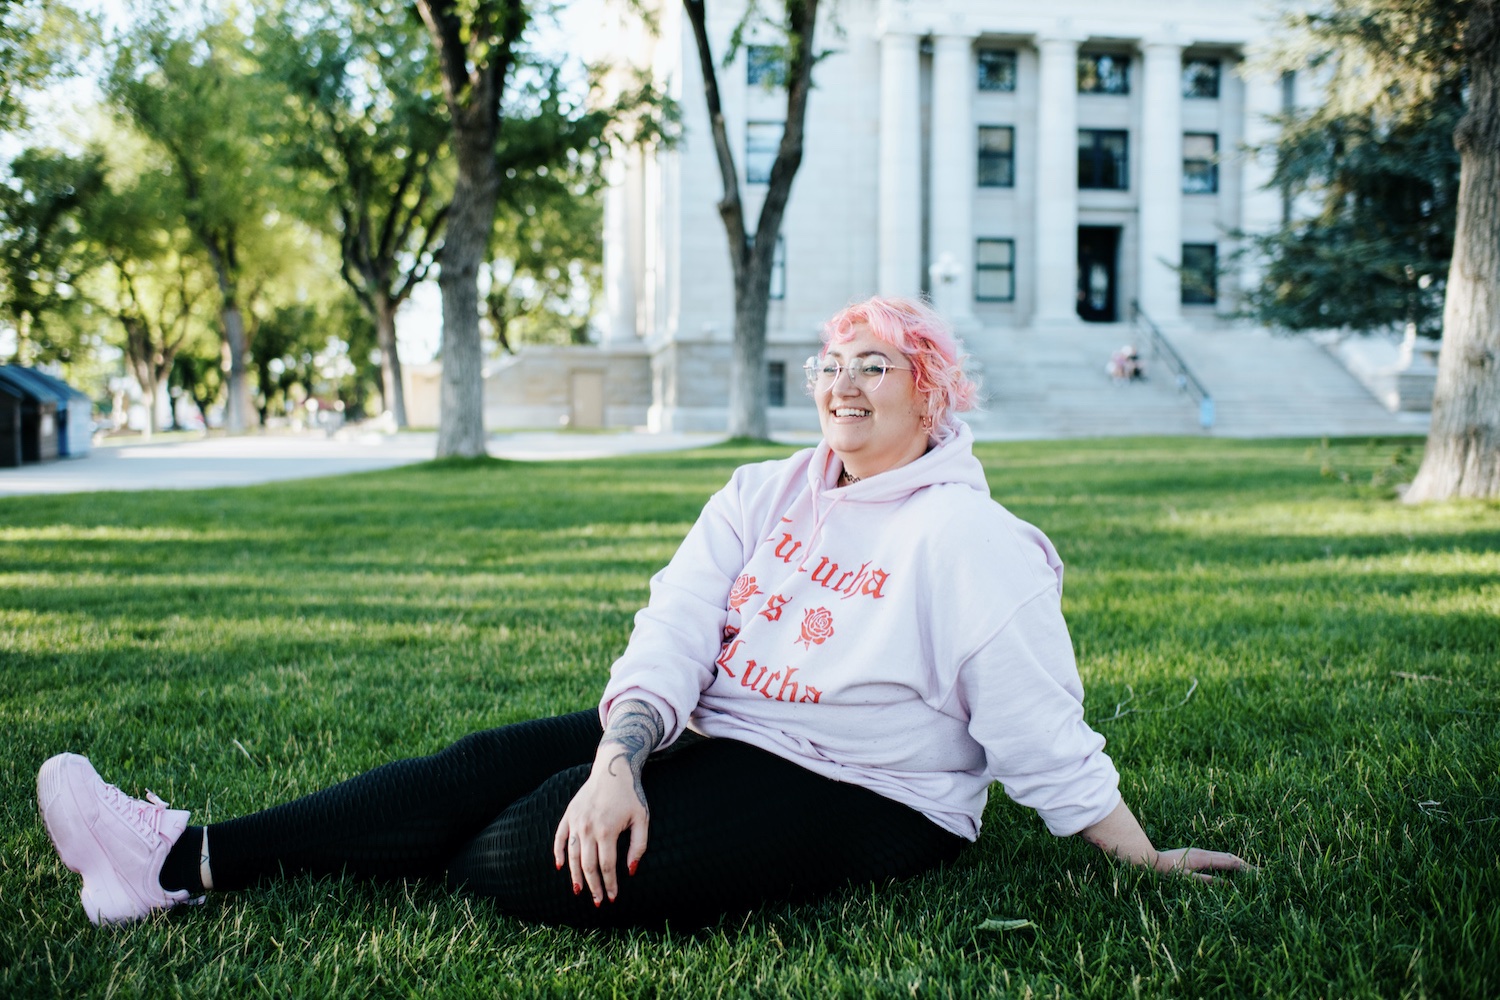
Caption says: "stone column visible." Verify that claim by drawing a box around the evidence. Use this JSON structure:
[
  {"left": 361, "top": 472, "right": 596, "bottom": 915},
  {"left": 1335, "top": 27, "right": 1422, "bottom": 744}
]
[
  {"left": 1137, "top": 38, "right": 1184, "bottom": 327},
  {"left": 1033, "top": 33, "right": 1082, "bottom": 325},
  {"left": 929, "top": 30, "right": 980, "bottom": 333},
  {"left": 878, "top": 24, "right": 922, "bottom": 297},
  {"left": 1237, "top": 62, "right": 1284, "bottom": 298},
  {"left": 602, "top": 146, "right": 638, "bottom": 343}
]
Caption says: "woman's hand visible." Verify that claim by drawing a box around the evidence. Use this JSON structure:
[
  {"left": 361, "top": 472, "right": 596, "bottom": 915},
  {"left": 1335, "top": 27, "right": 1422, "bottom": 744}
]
[
  {"left": 1077, "top": 800, "right": 1253, "bottom": 883},
  {"left": 554, "top": 758, "right": 649, "bottom": 906},
  {"left": 552, "top": 700, "right": 664, "bottom": 905},
  {"left": 1152, "top": 846, "right": 1253, "bottom": 882}
]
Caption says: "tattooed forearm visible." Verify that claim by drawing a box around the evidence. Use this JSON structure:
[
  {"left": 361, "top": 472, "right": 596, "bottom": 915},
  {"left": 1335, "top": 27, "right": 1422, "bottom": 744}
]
[{"left": 600, "top": 700, "right": 664, "bottom": 807}]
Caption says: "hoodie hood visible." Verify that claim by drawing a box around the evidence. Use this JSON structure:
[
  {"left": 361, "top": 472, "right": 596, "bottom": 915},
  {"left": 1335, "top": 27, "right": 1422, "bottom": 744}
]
[{"left": 808, "top": 416, "right": 989, "bottom": 503}]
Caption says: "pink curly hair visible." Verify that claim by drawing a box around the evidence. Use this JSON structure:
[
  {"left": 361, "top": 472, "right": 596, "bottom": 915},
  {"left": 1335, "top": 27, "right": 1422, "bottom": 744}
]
[{"left": 820, "top": 296, "right": 979, "bottom": 426}]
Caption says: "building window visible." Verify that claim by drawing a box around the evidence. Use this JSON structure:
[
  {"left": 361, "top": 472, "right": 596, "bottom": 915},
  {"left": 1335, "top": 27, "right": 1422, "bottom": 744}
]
[
  {"left": 770, "top": 236, "right": 786, "bottom": 300},
  {"left": 767, "top": 361, "right": 787, "bottom": 407},
  {"left": 1182, "top": 58, "right": 1221, "bottom": 99},
  {"left": 747, "top": 45, "right": 787, "bottom": 88},
  {"left": 977, "top": 126, "right": 1015, "bottom": 187},
  {"left": 1183, "top": 133, "right": 1218, "bottom": 193},
  {"left": 1078, "top": 129, "right": 1129, "bottom": 190},
  {"left": 977, "top": 49, "right": 1017, "bottom": 92},
  {"left": 746, "top": 121, "right": 782, "bottom": 184},
  {"left": 1078, "top": 53, "right": 1129, "bottom": 94},
  {"left": 976, "top": 239, "right": 1015, "bottom": 302},
  {"left": 1182, "top": 244, "right": 1218, "bottom": 304}
]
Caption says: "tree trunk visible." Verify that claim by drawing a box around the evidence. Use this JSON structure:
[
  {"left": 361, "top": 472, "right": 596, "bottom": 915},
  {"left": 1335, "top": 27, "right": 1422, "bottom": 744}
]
[
  {"left": 684, "top": 0, "right": 817, "bottom": 441},
  {"left": 1407, "top": 2, "right": 1500, "bottom": 502},
  {"left": 489, "top": 293, "right": 515, "bottom": 354},
  {"left": 138, "top": 375, "right": 158, "bottom": 439},
  {"left": 200, "top": 230, "right": 251, "bottom": 434},
  {"left": 435, "top": 175, "right": 493, "bottom": 456},
  {"left": 124, "top": 323, "right": 157, "bottom": 437},
  {"left": 728, "top": 252, "right": 774, "bottom": 439},
  {"left": 374, "top": 291, "right": 408, "bottom": 428},
  {"left": 417, "top": 0, "right": 522, "bottom": 458},
  {"left": 153, "top": 353, "right": 184, "bottom": 433},
  {"left": 123, "top": 318, "right": 153, "bottom": 437},
  {"left": 134, "top": 364, "right": 160, "bottom": 437},
  {"left": 220, "top": 300, "right": 251, "bottom": 434}
]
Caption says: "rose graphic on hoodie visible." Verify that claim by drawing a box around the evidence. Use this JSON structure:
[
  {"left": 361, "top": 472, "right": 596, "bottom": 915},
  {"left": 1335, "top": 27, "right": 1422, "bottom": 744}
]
[
  {"left": 797, "top": 606, "right": 835, "bottom": 649},
  {"left": 728, "top": 574, "right": 762, "bottom": 611}
]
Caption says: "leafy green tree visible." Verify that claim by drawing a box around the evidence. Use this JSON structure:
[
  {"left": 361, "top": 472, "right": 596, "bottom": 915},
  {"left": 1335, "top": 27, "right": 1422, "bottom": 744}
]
[
  {"left": 104, "top": 4, "right": 280, "bottom": 433},
  {"left": 0, "top": 0, "right": 96, "bottom": 134},
  {"left": 683, "top": 0, "right": 822, "bottom": 439},
  {"left": 250, "top": 301, "right": 323, "bottom": 425},
  {"left": 1260, "top": 0, "right": 1500, "bottom": 500},
  {"left": 168, "top": 344, "right": 223, "bottom": 430},
  {"left": 485, "top": 187, "right": 603, "bottom": 352},
  {"left": 248, "top": 297, "right": 376, "bottom": 422},
  {"left": 325, "top": 294, "right": 381, "bottom": 420},
  {"left": 415, "top": 0, "right": 528, "bottom": 457},
  {"left": 254, "top": 0, "right": 450, "bottom": 428},
  {"left": 0, "top": 146, "right": 105, "bottom": 365},
  {"left": 484, "top": 66, "right": 612, "bottom": 352},
  {"left": 250, "top": 303, "right": 305, "bottom": 424},
  {"left": 82, "top": 160, "right": 218, "bottom": 436},
  {"left": 1247, "top": 87, "right": 1461, "bottom": 337},
  {"left": 109, "top": 252, "right": 213, "bottom": 435}
]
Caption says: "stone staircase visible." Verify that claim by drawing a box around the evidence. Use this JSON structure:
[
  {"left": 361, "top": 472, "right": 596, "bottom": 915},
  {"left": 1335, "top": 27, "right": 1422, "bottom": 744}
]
[{"left": 959, "top": 321, "right": 1431, "bottom": 441}]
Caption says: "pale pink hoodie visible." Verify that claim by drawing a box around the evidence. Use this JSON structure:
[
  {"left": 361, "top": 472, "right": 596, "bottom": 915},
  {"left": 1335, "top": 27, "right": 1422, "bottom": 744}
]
[{"left": 600, "top": 420, "right": 1121, "bottom": 840}]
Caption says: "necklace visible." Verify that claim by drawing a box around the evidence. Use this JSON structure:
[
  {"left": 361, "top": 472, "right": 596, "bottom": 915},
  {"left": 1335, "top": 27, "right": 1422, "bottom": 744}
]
[{"left": 839, "top": 469, "right": 862, "bottom": 486}]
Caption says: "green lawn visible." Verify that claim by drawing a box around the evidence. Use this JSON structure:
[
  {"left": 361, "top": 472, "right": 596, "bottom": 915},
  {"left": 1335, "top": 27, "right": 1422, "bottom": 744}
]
[{"left": 2, "top": 436, "right": 1496, "bottom": 999}]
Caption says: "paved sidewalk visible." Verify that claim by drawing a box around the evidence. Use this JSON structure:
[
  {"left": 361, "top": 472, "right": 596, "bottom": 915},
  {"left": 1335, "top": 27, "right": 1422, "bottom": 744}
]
[{"left": 0, "top": 429, "right": 736, "bottom": 497}]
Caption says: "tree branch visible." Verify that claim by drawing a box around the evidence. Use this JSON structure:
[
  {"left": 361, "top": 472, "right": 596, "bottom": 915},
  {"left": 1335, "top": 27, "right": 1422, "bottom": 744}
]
[
  {"left": 753, "top": 0, "right": 818, "bottom": 275},
  {"left": 683, "top": 0, "right": 747, "bottom": 267}
]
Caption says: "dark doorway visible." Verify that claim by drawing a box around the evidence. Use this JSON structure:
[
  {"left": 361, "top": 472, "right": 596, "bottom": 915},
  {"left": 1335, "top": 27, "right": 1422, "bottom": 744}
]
[{"left": 1077, "top": 226, "right": 1120, "bottom": 322}]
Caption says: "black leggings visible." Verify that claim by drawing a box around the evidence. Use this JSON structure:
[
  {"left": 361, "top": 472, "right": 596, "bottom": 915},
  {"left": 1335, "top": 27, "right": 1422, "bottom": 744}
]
[{"left": 205, "top": 711, "right": 966, "bottom": 928}]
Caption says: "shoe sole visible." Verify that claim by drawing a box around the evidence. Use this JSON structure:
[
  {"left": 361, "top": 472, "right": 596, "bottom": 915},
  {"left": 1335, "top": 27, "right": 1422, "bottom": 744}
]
[{"left": 37, "top": 753, "right": 146, "bottom": 925}]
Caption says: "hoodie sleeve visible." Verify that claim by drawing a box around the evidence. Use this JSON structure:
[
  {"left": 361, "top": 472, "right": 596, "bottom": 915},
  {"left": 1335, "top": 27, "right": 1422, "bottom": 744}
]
[
  {"left": 956, "top": 587, "right": 1122, "bottom": 836},
  {"left": 598, "top": 477, "right": 751, "bottom": 744}
]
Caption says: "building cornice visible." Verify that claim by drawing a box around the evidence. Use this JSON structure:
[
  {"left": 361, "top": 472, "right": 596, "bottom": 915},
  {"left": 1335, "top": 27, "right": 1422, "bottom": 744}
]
[{"left": 872, "top": 0, "right": 1271, "bottom": 49}]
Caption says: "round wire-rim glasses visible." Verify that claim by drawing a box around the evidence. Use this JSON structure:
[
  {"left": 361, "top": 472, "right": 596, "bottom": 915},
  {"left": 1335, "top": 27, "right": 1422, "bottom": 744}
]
[{"left": 804, "top": 355, "right": 915, "bottom": 393}]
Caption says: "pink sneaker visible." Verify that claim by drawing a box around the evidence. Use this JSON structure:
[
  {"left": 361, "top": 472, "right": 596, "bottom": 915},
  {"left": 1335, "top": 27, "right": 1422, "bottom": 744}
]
[{"left": 37, "top": 752, "right": 197, "bottom": 925}]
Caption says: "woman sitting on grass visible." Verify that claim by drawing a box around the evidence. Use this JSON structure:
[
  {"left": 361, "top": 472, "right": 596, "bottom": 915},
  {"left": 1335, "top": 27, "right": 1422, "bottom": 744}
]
[{"left": 38, "top": 295, "right": 1248, "bottom": 929}]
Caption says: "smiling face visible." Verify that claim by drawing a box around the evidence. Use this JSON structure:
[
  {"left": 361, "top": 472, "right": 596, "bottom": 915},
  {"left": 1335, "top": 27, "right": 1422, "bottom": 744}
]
[{"left": 814, "top": 325, "right": 930, "bottom": 481}]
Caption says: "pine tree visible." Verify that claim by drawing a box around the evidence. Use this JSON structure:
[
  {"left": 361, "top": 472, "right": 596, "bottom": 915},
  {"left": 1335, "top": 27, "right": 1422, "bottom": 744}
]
[{"left": 1248, "top": 85, "right": 1461, "bottom": 337}]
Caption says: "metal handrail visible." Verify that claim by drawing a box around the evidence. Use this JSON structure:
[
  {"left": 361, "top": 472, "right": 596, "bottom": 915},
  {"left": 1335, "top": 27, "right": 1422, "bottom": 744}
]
[{"left": 1129, "top": 300, "right": 1215, "bottom": 430}]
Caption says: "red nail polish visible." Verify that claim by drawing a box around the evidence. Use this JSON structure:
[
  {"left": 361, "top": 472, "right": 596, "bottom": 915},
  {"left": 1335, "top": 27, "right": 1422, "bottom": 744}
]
[
  {"left": 628, "top": 859, "right": 639, "bottom": 876},
  {"left": 555, "top": 861, "right": 563, "bottom": 871},
  {"left": 593, "top": 898, "right": 601, "bottom": 908},
  {"left": 573, "top": 882, "right": 581, "bottom": 895}
]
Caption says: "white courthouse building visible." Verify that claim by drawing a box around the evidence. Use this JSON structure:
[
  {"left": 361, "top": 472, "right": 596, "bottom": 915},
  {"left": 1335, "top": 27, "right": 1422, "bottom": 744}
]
[{"left": 458, "top": 0, "right": 1302, "bottom": 434}]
